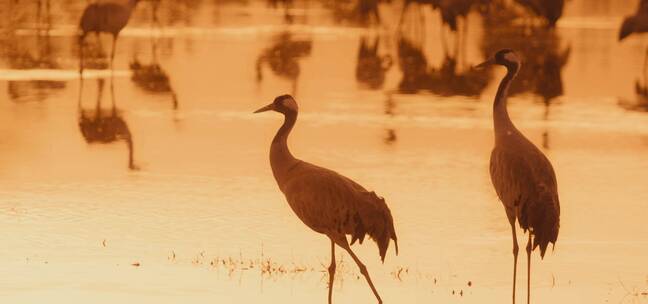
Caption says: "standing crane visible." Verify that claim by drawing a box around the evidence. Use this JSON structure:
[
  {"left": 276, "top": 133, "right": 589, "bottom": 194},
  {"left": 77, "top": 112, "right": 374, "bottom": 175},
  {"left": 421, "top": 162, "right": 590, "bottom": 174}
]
[
  {"left": 79, "top": 0, "right": 140, "bottom": 76},
  {"left": 254, "top": 95, "right": 398, "bottom": 304},
  {"left": 476, "top": 49, "right": 560, "bottom": 304}
]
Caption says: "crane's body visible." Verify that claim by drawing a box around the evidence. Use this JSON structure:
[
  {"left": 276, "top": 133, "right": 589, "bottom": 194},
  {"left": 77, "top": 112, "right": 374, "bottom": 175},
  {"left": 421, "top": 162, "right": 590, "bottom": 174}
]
[
  {"left": 478, "top": 49, "right": 560, "bottom": 304},
  {"left": 255, "top": 95, "right": 398, "bottom": 304},
  {"left": 79, "top": 0, "right": 140, "bottom": 75}
]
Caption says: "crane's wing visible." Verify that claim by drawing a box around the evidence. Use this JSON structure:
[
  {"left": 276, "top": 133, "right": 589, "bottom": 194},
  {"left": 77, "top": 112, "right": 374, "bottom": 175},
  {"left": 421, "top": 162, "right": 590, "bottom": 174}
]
[
  {"left": 281, "top": 161, "right": 398, "bottom": 261},
  {"left": 490, "top": 144, "right": 560, "bottom": 257}
]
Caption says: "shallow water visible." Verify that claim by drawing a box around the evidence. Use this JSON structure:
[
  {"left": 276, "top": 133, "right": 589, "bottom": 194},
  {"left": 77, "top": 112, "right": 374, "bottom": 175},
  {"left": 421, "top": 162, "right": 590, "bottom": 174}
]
[{"left": 0, "top": 0, "right": 647, "bottom": 303}]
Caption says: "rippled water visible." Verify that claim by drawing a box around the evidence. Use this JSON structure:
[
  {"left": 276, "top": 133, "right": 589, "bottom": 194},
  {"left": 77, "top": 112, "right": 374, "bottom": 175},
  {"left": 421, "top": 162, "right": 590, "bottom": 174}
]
[{"left": 0, "top": 0, "right": 647, "bottom": 303}]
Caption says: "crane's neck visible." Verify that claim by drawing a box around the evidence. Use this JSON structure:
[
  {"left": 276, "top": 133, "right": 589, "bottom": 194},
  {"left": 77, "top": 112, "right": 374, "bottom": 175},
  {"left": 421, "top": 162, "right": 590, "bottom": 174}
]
[
  {"left": 493, "top": 63, "right": 520, "bottom": 145},
  {"left": 270, "top": 111, "right": 299, "bottom": 190}
]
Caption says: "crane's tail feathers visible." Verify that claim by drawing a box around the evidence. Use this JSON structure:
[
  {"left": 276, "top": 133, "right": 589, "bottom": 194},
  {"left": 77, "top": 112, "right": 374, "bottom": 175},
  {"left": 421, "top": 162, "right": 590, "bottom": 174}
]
[
  {"left": 354, "top": 191, "right": 398, "bottom": 263},
  {"left": 522, "top": 189, "right": 560, "bottom": 259}
]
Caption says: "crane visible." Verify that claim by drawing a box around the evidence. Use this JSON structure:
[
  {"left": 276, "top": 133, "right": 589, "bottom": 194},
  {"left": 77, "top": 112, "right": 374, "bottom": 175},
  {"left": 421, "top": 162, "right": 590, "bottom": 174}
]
[
  {"left": 254, "top": 94, "right": 398, "bottom": 304},
  {"left": 476, "top": 49, "right": 560, "bottom": 304},
  {"left": 79, "top": 0, "right": 140, "bottom": 76}
]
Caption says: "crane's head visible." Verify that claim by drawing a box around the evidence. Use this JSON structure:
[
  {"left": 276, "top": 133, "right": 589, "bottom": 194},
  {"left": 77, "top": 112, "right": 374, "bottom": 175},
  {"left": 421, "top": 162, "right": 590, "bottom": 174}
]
[
  {"left": 253, "top": 94, "right": 298, "bottom": 115},
  {"left": 475, "top": 49, "right": 520, "bottom": 70},
  {"left": 619, "top": 16, "right": 636, "bottom": 41}
]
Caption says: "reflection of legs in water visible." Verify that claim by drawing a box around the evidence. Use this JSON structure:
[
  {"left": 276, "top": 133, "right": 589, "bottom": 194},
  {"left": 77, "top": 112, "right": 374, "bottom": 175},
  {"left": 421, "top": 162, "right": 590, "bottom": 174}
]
[
  {"left": 79, "top": 34, "right": 86, "bottom": 77},
  {"left": 97, "top": 79, "right": 105, "bottom": 113},
  {"left": 110, "top": 77, "right": 116, "bottom": 111},
  {"left": 460, "top": 18, "right": 468, "bottom": 68},
  {"left": 78, "top": 72, "right": 85, "bottom": 109},
  {"left": 441, "top": 25, "right": 448, "bottom": 55}
]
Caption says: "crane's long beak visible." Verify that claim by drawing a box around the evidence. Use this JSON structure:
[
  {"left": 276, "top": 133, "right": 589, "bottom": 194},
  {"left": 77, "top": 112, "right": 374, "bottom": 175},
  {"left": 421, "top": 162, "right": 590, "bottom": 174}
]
[
  {"left": 474, "top": 57, "right": 495, "bottom": 70},
  {"left": 253, "top": 103, "right": 274, "bottom": 113}
]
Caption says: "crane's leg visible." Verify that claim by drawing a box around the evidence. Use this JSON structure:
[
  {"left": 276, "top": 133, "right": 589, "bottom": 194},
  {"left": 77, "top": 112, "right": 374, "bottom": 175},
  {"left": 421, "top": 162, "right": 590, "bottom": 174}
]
[
  {"left": 526, "top": 233, "right": 532, "bottom": 304},
  {"left": 110, "top": 34, "right": 117, "bottom": 79},
  {"left": 79, "top": 33, "right": 85, "bottom": 77},
  {"left": 508, "top": 212, "right": 518, "bottom": 304},
  {"left": 337, "top": 240, "right": 382, "bottom": 303},
  {"left": 328, "top": 238, "right": 336, "bottom": 304}
]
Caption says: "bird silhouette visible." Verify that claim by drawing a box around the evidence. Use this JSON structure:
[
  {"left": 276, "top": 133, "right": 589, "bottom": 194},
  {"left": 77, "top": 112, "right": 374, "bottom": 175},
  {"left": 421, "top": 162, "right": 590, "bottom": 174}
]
[
  {"left": 255, "top": 33, "right": 312, "bottom": 95},
  {"left": 396, "top": 36, "right": 489, "bottom": 96},
  {"left": 476, "top": 49, "right": 560, "bottom": 304},
  {"left": 513, "top": 0, "right": 564, "bottom": 27},
  {"left": 78, "top": 78, "right": 138, "bottom": 170},
  {"left": 254, "top": 95, "right": 398, "bottom": 304},
  {"left": 2, "top": 18, "right": 65, "bottom": 102},
  {"left": 79, "top": 0, "right": 141, "bottom": 76},
  {"left": 129, "top": 23, "right": 179, "bottom": 110},
  {"left": 356, "top": 36, "right": 392, "bottom": 90}
]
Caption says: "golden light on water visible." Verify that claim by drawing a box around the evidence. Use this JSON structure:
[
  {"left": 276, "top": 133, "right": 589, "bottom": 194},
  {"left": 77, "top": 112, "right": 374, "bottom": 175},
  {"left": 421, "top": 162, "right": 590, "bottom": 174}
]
[{"left": 0, "top": 0, "right": 647, "bottom": 303}]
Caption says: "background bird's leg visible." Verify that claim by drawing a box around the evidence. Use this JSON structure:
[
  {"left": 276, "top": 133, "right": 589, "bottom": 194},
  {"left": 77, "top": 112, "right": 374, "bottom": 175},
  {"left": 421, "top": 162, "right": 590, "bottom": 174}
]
[
  {"left": 526, "top": 233, "right": 532, "bottom": 304},
  {"left": 79, "top": 34, "right": 85, "bottom": 78},
  {"left": 338, "top": 242, "right": 382, "bottom": 303},
  {"left": 110, "top": 34, "right": 117, "bottom": 79},
  {"left": 110, "top": 75, "right": 117, "bottom": 112},
  {"left": 509, "top": 213, "right": 518, "bottom": 304},
  {"left": 78, "top": 75, "right": 84, "bottom": 109},
  {"left": 328, "top": 238, "right": 336, "bottom": 304}
]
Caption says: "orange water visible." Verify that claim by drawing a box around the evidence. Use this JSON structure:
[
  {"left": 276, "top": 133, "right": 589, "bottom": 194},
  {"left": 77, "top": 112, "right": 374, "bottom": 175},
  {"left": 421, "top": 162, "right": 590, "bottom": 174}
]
[{"left": 0, "top": 0, "right": 647, "bottom": 303}]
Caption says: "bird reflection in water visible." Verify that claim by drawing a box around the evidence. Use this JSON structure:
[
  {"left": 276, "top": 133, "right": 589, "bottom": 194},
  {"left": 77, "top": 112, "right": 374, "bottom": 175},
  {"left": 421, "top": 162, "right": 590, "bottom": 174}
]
[
  {"left": 513, "top": 0, "right": 564, "bottom": 28},
  {"left": 482, "top": 4, "right": 571, "bottom": 150},
  {"left": 2, "top": 17, "right": 65, "bottom": 103},
  {"left": 396, "top": 36, "right": 489, "bottom": 96},
  {"left": 256, "top": 32, "right": 312, "bottom": 95},
  {"left": 129, "top": 1, "right": 179, "bottom": 110},
  {"left": 400, "top": 0, "right": 487, "bottom": 54},
  {"left": 78, "top": 78, "right": 138, "bottom": 170},
  {"left": 619, "top": 0, "right": 648, "bottom": 112},
  {"left": 356, "top": 35, "right": 392, "bottom": 90},
  {"left": 384, "top": 93, "right": 398, "bottom": 145}
]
